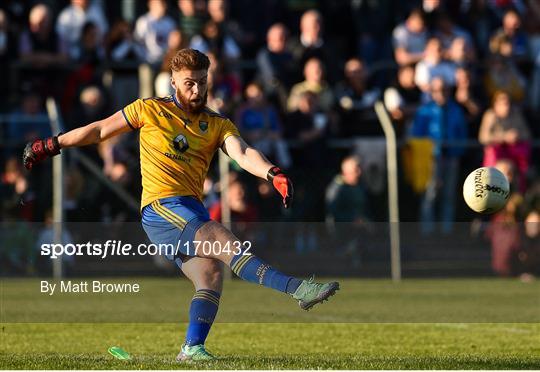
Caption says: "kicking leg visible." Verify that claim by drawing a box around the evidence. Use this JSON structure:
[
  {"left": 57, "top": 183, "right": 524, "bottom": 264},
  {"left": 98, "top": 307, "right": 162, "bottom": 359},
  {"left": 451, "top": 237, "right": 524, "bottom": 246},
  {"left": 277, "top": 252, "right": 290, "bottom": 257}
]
[
  {"left": 177, "top": 256, "right": 223, "bottom": 361},
  {"left": 194, "top": 221, "right": 339, "bottom": 310}
]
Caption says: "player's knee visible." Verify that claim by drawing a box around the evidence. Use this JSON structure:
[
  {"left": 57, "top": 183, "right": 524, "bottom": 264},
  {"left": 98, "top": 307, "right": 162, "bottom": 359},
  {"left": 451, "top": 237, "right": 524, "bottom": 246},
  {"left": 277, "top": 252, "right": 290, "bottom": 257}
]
[{"left": 199, "top": 261, "right": 223, "bottom": 291}]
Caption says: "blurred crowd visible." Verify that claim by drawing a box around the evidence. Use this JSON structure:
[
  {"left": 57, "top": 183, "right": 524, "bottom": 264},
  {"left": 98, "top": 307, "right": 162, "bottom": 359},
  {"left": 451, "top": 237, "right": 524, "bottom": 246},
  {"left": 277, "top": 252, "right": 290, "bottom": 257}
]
[{"left": 0, "top": 0, "right": 539, "bottom": 277}]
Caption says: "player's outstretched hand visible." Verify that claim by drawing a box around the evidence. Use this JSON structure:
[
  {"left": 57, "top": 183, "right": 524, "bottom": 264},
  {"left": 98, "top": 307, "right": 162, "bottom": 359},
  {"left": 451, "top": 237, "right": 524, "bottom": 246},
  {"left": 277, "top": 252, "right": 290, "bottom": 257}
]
[
  {"left": 23, "top": 136, "right": 61, "bottom": 170},
  {"left": 267, "top": 166, "right": 293, "bottom": 208}
]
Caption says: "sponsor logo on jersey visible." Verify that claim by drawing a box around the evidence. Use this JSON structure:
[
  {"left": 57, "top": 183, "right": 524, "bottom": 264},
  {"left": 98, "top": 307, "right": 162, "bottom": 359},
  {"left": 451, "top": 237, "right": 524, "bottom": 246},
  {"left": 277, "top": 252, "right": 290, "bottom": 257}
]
[
  {"left": 173, "top": 134, "right": 189, "bottom": 153},
  {"left": 164, "top": 152, "right": 191, "bottom": 163}
]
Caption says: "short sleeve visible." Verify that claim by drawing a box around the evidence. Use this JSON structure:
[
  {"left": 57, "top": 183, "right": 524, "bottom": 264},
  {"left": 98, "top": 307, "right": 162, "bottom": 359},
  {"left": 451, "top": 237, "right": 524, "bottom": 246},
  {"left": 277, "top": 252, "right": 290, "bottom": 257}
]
[
  {"left": 392, "top": 25, "right": 406, "bottom": 49},
  {"left": 219, "top": 119, "right": 240, "bottom": 147},
  {"left": 122, "top": 99, "right": 145, "bottom": 130}
]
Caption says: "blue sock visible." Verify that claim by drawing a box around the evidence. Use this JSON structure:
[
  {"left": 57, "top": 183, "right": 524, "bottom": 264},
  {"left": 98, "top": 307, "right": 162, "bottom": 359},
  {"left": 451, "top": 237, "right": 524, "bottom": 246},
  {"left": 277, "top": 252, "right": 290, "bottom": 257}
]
[
  {"left": 185, "top": 289, "right": 220, "bottom": 346},
  {"left": 230, "top": 252, "right": 302, "bottom": 294}
]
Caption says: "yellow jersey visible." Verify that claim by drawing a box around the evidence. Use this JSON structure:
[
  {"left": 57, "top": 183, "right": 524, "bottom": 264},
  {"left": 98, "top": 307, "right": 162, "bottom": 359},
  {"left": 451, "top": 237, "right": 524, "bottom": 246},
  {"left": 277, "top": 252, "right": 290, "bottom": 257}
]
[{"left": 122, "top": 95, "right": 240, "bottom": 208}]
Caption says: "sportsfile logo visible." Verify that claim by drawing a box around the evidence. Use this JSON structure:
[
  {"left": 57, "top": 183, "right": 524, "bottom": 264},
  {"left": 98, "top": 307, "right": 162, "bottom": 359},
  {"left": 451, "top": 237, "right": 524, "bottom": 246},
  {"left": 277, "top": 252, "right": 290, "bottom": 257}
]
[{"left": 40, "top": 240, "right": 185, "bottom": 259}]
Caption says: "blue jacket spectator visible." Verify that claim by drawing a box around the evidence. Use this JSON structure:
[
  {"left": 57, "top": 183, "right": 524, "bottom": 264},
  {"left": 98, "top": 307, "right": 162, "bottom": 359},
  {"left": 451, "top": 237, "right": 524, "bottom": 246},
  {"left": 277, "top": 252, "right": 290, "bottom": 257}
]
[
  {"left": 411, "top": 83, "right": 468, "bottom": 157},
  {"left": 411, "top": 77, "right": 468, "bottom": 235}
]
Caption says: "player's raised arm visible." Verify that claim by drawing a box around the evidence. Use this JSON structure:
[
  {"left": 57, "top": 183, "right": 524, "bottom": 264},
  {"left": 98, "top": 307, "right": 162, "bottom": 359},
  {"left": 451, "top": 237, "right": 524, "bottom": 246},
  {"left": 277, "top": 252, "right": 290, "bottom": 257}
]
[
  {"left": 22, "top": 110, "right": 132, "bottom": 170},
  {"left": 222, "top": 134, "right": 293, "bottom": 208}
]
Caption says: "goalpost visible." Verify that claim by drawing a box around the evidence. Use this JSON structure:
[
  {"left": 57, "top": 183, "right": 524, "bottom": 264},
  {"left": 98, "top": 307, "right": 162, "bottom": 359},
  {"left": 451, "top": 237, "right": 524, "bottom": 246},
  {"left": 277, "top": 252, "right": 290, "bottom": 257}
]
[
  {"left": 374, "top": 101, "right": 402, "bottom": 282},
  {"left": 46, "top": 98, "right": 64, "bottom": 280}
]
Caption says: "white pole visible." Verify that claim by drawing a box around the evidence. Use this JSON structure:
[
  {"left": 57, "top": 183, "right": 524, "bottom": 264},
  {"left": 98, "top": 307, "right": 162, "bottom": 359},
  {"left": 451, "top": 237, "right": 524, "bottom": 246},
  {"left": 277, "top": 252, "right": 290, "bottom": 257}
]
[
  {"left": 219, "top": 150, "right": 231, "bottom": 229},
  {"left": 219, "top": 149, "right": 232, "bottom": 279},
  {"left": 374, "top": 101, "right": 401, "bottom": 282},
  {"left": 46, "top": 98, "right": 64, "bottom": 279}
]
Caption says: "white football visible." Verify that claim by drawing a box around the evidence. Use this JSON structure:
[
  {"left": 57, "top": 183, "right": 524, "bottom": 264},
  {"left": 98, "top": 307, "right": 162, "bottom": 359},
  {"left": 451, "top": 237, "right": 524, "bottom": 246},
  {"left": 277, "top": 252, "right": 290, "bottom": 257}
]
[{"left": 463, "top": 167, "right": 510, "bottom": 214}]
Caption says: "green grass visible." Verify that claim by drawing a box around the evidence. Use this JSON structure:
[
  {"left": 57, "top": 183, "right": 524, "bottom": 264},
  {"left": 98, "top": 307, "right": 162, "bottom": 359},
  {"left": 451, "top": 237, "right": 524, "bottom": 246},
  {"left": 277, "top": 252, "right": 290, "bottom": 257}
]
[{"left": 1, "top": 278, "right": 540, "bottom": 369}]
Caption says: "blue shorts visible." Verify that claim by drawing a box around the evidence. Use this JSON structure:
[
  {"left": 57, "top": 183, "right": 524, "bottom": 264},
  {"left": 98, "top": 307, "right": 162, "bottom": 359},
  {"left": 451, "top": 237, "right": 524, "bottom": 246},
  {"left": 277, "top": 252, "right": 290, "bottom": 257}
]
[{"left": 141, "top": 196, "right": 210, "bottom": 268}]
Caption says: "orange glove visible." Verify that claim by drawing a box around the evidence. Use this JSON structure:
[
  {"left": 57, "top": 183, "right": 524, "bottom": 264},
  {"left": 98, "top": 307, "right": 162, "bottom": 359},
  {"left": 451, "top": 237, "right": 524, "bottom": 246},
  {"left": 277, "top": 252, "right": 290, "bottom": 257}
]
[{"left": 267, "top": 166, "right": 293, "bottom": 208}]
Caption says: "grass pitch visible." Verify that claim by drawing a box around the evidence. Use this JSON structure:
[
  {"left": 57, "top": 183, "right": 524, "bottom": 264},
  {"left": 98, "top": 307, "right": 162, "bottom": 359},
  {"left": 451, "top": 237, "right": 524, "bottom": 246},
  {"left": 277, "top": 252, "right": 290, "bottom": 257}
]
[{"left": 1, "top": 278, "right": 539, "bottom": 369}]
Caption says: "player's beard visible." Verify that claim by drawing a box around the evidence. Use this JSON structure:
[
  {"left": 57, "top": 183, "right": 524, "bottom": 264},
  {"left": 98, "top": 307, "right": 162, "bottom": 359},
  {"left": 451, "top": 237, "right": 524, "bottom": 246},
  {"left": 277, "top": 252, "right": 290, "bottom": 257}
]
[{"left": 176, "top": 90, "right": 207, "bottom": 114}]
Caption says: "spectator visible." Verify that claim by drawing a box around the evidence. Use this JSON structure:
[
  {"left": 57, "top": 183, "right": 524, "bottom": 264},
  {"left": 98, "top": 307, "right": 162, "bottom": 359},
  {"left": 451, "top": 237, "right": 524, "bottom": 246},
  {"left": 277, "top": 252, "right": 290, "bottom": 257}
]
[
  {"left": 70, "top": 85, "right": 110, "bottom": 165},
  {"left": 235, "top": 82, "right": 290, "bottom": 168},
  {"left": 484, "top": 54, "right": 526, "bottom": 103},
  {"left": 134, "top": 0, "right": 176, "bottom": 66},
  {"left": 177, "top": 0, "right": 207, "bottom": 42},
  {"left": 434, "top": 12, "right": 475, "bottom": 58},
  {"left": 105, "top": 19, "right": 145, "bottom": 62},
  {"left": 206, "top": 51, "right": 241, "bottom": 115},
  {"left": 478, "top": 90, "right": 531, "bottom": 193},
  {"left": 454, "top": 67, "right": 482, "bottom": 125},
  {"left": 325, "top": 155, "right": 371, "bottom": 261},
  {"left": 207, "top": 0, "right": 245, "bottom": 50},
  {"left": 0, "top": 157, "right": 35, "bottom": 222},
  {"left": 523, "top": 179, "right": 540, "bottom": 216},
  {"left": 254, "top": 177, "right": 282, "bottom": 221},
  {"left": 326, "top": 155, "right": 370, "bottom": 224},
  {"left": 447, "top": 37, "right": 475, "bottom": 68},
  {"left": 335, "top": 57, "right": 380, "bottom": 136},
  {"left": 392, "top": 8, "right": 428, "bottom": 66},
  {"left": 349, "top": 0, "right": 395, "bottom": 64},
  {"left": 63, "top": 166, "right": 86, "bottom": 221},
  {"left": 410, "top": 77, "right": 468, "bottom": 235},
  {"left": 19, "top": 4, "right": 68, "bottom": 66},
  {"left": 489, "top": 30, "right": 514, "bottom": 58},
  {"left": 490, "top": 9, "right": 529, "bottom": 63},
  {"left": 190, "top": 19, "right": 241, "bottom": 64},
  {"left": 284, "top": 91, "right": 328, "bottom": 168},
  {"left": 73, "top": 21, "right": 105, "bottom": 63},
  {"left": 335, "top": 58, "right": 379, "bottom": 114},
  {"left": 415, "top": 37, "right": 457, "bottom": 93},
  {"left": 56, "top": 0, "right": 108, "bottom": 60},
  {"left": 485, "top": 158, "right": 523, "bottom": 277},
  {"left": 209, "top": 179, "right": 259, "bottom": 239},
  {"left": 190, "top": 0, "right": 242, "bottom": 65},
  {"left": 287, "top": 57, "right": 333, "bottom": 112},
  {"left": 6, "top": 92, "right": 50, "bottom": 149},
  {"left": 71, "top": 85, "right": 108, "bottom": 128},
  {"left": 209, "top": 180, "right": 258, "bottom": 223},
  {"left": 517, "top": 209, "right": 540, "bottom": 281},
  {"left": 384, "top": 64, "right": 422, "bottom": 137},
  {"left": 256, "top": 23, "right": 296, "bottom": 110},
  {"left": 460, "top": 0, "right": 501, "bottom": 57},
  {"left": 288, "top": 9, "right": 339, "bottom": 83},
  {"left": 284, "top": 90, "right": 330, "bottom": 222}
]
